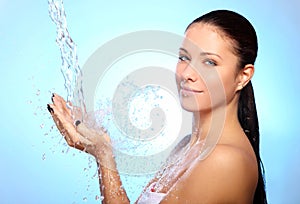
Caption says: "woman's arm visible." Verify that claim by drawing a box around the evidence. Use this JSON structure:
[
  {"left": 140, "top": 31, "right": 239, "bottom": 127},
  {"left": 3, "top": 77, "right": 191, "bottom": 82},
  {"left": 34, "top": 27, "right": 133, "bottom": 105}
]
[
  {"left": 75, "top": 122, "right": 130, "bottom": 204},
  {"left": 97, "top": 162, "right": 129, "bottom": 204},
  {"left": 48, "top": 93, "right": 130, "bottom": 204}
]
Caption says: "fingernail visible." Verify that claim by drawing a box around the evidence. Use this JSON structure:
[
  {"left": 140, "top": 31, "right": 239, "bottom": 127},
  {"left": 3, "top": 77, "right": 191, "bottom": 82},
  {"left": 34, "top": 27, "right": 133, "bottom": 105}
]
[
  {"left": 47, "top": 104, "right": 54, "bottom": 113},
  {"left": 75, "top": 120, "right": 81, "bottom": 126},
  {"left": 51, "top": 93, "right": 55, "bottom": 102}
]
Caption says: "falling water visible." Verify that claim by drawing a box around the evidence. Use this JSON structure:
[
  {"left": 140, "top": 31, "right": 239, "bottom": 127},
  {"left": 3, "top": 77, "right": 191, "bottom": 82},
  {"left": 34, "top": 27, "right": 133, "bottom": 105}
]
[
  {"left": 47, "top": 0, "right": 99, "bottom": 201},
  {"left": 46, "top": 1, "right": 197, "bottom": 201},
  {"left": 48, "top": 0, "right": 85, "bottom": 115}
]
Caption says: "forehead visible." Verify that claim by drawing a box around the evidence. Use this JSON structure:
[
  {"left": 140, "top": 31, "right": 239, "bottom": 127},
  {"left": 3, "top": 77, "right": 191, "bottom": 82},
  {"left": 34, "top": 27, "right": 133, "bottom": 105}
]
[{"left": 183, "top": 23, "right": 235, "bottom": 57}]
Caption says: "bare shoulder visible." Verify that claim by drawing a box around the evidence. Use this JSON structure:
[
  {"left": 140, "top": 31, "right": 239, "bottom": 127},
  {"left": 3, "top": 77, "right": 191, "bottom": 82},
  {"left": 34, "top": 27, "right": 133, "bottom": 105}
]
[
  {"left": 190, "top": 145, "right": 258, "bottom": 202},
  {"left": 163, "top": 144, "right": 258, "bottom": 203},
  {"left": 204, "top": 144, "right": 258, "bottom": 173}
]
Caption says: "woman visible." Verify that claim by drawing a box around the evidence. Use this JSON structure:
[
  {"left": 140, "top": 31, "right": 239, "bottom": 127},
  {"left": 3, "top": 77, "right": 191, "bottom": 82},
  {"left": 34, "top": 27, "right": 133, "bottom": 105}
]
[{"left": 47, "top": 10, "right": 267, "bottom": 203}]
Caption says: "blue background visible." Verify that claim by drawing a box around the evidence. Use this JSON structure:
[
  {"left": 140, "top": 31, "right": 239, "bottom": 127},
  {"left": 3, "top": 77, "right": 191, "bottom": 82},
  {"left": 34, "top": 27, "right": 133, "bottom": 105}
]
[{"left": 1, "top": 0, "right": 299, "bottom": 203}]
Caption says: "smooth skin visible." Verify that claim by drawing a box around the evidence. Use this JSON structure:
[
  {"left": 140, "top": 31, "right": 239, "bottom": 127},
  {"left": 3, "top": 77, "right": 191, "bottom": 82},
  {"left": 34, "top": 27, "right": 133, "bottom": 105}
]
[{"left": 48, "top": 22, "right": 258, "bottom": 204}]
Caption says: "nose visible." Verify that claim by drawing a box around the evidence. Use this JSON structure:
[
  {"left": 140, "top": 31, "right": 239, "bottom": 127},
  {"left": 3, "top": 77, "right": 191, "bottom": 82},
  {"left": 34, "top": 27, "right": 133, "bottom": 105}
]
[{"left": 181, "top": 63, "right": 197, "bottom": 82}]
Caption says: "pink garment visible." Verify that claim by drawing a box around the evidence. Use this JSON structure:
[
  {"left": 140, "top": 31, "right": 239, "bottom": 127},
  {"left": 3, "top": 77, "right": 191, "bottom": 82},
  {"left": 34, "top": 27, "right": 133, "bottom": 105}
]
[{"left": 137, "top": 182, "right": 166, "bottom": 204}]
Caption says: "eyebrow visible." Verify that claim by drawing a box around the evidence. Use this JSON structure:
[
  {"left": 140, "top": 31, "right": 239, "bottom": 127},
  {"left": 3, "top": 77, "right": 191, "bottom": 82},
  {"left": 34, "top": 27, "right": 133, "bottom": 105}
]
[{"left": 179, "top": 47, "right": 222, "bottom": 60}]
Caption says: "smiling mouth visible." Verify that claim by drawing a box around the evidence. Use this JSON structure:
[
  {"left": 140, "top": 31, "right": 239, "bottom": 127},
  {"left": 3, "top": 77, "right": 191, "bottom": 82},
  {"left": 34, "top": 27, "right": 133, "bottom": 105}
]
[
  {"left": 180, "top": 87, "right": 204, "bottom": 94},
  {"left": 179, "top": 81, "right": 204, "bottom": 94}
]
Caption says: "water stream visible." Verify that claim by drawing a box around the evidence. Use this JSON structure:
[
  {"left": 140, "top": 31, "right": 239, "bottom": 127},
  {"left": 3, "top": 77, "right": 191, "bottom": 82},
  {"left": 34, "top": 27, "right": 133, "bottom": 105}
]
[{"left": 48, "top": 0, "right": 86, "bottom": 115}]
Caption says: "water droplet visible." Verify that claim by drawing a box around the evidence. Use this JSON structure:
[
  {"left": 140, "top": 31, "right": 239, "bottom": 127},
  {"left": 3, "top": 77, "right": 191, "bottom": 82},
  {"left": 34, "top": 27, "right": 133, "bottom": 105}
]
[
  {"left": 65, "top": 147, "right": 70, "bottom": 154},
  {"left": 40, "top": 123, "right": 45, "bottom": 129},
  {"left": 42, "top": 153, "right": 46, "bottom": 160},
  {"left": 36, "top": 89, "right": 40, "bottom": 96},
  {"left": 82, "top": 197, "right": 87, "bottom": 202}
]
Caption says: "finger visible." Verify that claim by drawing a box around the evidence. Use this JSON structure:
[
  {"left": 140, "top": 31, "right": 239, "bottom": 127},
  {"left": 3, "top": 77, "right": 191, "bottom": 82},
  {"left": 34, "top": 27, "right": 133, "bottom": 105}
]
[
  {"left": 51, "top": 101, "right": 73, "bottom": 124},
  {"left": 65, "top": 101, "right": 73, "bottom": 116},
  {"left": 49, "top": 103, "right": 78, "bottom": 142},
  {"left": 53, "top": 94, "right": 82, "bottom": 119},
  {"left": 51, "top": 93, "right": 65, "bottom": 113},
  {"left": 52, "top": 93, "right": 66, "bottom": 103},
  {"left": 69, "top": 104, "right": 84, "bottom": 121},
  {"left": 51, "top": 94, "right": 74, "bottom": 121},
  {"left": 48, "top": 103, "right": 93, "bottom": 151},
  {"left": 52, "top": 93, "right": 71, "bottom": 115},
  {"left": 47, "top": 104, "right": 54, "bottom": 114}
]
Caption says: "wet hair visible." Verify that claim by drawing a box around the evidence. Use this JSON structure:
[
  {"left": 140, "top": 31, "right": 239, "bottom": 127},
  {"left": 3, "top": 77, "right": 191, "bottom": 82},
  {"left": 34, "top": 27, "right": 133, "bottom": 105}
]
[{"left": 186, "top": 10, "right": 267, "bottom": 204}]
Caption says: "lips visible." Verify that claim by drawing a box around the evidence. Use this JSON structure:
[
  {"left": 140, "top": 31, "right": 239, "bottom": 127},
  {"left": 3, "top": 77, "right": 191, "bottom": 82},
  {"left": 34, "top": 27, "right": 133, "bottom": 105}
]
[
  {"left": 180, "top": 82, "right": 203, "bottom": 94},
  {"left": 181, "top": 86, "right": 203, "bottom": 93}
]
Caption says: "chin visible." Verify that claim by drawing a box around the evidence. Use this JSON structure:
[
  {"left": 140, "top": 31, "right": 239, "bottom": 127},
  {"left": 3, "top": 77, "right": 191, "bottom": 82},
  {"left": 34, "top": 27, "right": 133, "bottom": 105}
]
[{"left": 179, "top": 97, "right": 211, "bottom": 113}]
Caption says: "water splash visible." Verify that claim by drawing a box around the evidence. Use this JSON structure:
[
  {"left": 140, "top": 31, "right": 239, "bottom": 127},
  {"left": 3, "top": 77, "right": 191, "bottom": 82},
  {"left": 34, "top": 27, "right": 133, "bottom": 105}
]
[
  {"left": 48, "top": 0, "right": 85, "bottom": 115},
  {"left": 42, "top": 153, "right": 46, "bottom": 160},
  {"left": 95, "top": 195, "right": 104, "bottom": 201},
  {"left": 47, "top": 1, "right": 101, "bottom": 202},
  {"left": 46, "top": 1, "right": 200, "bottom": 201}
]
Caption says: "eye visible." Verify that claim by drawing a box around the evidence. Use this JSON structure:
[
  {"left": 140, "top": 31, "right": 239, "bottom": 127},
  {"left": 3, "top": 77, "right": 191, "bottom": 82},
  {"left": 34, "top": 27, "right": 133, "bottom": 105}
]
[
  {"left": 178, "top": 55, "right": 191, "bottom": 62},
  {"left": 203, "top": 59, "right": 217, "bottom": 66}
]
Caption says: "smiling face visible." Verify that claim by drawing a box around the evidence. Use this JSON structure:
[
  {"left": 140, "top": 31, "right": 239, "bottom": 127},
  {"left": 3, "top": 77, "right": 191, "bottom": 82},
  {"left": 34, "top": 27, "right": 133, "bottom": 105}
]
[{"left": 176, "top": 23, "right": 243, "bottom": 113}]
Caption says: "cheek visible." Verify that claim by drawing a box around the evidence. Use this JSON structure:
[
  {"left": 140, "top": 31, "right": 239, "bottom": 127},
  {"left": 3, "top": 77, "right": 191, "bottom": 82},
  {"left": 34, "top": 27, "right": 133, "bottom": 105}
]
[
  {"left": 201, "top": 69, "right": 237, "bottom": 107},
  {"left": 219, "top": 71, "right": 238, "bottom": 102}
]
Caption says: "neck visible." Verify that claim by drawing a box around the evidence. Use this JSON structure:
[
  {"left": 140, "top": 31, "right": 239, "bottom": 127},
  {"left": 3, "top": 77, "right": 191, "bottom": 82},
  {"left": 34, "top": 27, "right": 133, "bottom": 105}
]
[{"left": 190, "top": 98, "right": 242, "bottom": 146}]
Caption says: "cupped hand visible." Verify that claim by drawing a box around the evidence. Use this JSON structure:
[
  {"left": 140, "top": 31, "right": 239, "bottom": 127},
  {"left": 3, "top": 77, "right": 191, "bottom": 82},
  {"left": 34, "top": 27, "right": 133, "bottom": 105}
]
[{"left": 47, "top": 93, "right": 111, "bottom": 158}]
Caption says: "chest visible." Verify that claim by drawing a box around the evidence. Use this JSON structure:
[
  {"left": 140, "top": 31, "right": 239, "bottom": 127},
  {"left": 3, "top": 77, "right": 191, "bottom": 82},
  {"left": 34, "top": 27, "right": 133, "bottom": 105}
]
[{"left": 152, "top": 141, "right": 204, "bottom": 193}]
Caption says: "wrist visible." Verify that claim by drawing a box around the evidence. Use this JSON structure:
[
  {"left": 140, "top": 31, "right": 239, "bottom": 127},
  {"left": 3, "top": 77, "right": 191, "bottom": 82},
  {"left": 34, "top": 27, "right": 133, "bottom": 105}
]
[{"left": 94, "top": 146, "right": 117, "bottom": 170}]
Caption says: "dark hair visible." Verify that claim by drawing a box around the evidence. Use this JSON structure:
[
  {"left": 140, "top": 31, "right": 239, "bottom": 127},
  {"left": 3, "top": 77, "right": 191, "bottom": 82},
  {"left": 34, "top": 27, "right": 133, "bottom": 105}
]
[{"left": 186, "top": 10, "right": 267, "bottom": 204}]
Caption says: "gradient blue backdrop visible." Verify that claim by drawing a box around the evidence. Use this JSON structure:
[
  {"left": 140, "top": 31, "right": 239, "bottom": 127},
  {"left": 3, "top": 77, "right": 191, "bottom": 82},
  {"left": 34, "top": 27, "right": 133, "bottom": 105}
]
[{"left": 1, "top": 0, "right": 299, "bottom": 203}]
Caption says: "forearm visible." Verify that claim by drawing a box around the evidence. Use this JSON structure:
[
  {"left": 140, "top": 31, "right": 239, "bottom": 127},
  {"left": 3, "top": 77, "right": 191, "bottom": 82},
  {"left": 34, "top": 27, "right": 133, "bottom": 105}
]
[{"left": 96, "top": 149, "right": 130, "bottom": 204}]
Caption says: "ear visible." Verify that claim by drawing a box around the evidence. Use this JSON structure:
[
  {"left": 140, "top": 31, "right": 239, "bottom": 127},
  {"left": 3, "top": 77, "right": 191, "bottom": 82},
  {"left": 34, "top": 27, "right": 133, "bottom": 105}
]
[{"left": 235, "top": 64, "right": 254, "bottom": 92}]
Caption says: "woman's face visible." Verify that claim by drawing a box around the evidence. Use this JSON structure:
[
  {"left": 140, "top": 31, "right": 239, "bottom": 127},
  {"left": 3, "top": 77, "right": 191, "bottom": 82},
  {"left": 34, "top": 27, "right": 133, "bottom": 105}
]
[{"left": 176, "top": 23, "right": 241, "bottom": 112}]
